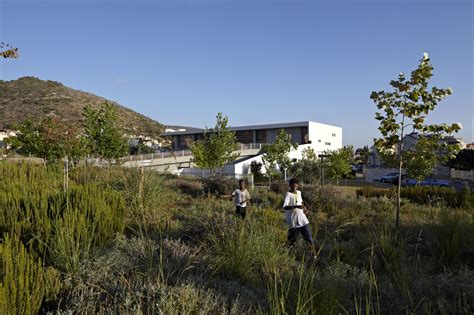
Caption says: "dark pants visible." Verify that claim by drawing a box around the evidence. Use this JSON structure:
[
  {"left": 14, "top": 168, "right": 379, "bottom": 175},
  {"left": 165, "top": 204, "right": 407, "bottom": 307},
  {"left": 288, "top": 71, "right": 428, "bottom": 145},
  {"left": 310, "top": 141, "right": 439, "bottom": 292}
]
[
  {"left": 287, "top": 224, "right": 313, "bottom": 246},
  {"left": 236, "top": 206, "right": 246, "bottom": 219}
]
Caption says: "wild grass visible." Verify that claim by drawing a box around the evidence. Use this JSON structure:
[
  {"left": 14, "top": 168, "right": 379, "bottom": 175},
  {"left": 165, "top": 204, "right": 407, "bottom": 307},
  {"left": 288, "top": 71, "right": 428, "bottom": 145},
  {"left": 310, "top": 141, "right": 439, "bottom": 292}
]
[{"left": 1, "top": 162, "right": 473, "bottom": 314}]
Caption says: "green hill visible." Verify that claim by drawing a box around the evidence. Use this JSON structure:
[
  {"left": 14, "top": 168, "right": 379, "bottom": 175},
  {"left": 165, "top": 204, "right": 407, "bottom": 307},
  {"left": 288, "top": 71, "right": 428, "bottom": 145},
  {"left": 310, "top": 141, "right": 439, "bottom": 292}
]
[{"left": 0, "top": 76, "right": 163, "bottom": 138}]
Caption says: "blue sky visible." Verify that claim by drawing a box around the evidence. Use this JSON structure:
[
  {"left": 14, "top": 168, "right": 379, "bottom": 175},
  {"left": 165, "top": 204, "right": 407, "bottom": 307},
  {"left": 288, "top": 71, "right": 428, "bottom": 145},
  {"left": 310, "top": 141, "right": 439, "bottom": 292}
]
[{"left": 1, "top": 0, "right": 472, "bottom": 147}]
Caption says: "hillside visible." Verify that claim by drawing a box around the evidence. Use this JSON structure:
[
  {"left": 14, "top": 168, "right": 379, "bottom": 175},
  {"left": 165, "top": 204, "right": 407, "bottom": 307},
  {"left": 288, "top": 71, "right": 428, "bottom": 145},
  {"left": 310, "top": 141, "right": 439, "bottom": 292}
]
[{"left": 0, "top": 76, "right": 163, "bottom": 138}]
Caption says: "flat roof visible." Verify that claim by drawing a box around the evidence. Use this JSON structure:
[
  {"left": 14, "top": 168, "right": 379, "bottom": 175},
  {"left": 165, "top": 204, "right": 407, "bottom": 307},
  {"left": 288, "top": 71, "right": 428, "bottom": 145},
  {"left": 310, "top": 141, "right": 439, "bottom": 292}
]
[{"left": 162, "top": 120, "right": 332, "bottom": 136}]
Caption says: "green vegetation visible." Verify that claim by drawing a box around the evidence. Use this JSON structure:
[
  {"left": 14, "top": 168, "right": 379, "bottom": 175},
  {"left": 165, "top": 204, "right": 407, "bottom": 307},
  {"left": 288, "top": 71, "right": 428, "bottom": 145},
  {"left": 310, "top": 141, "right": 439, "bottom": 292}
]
[
  {"left": 83, "top": 102, "right": 129, "bottom": 162},
  {"left": 1, "top": 161, "right": 473, "bottom": 313},
  {"left": 261, "top": 129, "right": 298, "bottom": 182},
  {"left": 371, "top": 53, "right": 462, "bottom": 229},
  {"left": 190, "top": 112, "right": 239, "bottom": 174},
  {"left": 322, "top": 146, "right": 354, "bottom": 184}
]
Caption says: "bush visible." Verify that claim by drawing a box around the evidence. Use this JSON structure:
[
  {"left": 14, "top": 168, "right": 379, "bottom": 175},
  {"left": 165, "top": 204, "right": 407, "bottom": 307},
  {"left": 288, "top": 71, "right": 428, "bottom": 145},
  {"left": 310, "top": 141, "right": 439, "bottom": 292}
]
[
  {"left": 356, "top": 186, "right": 394, "bottom": 199},
  {"left": 0, "top": 235, "right": 60, "bottom": 315},
  {"left": 170, "top": 178, "right": 203, "bottom": 197},
  {"left": 202, "top": 176, "right": 236, "bottom": 196},
  {"left": 269, "top": 180, "right": 288, "bottom": 194},
  {"left": 251, "top": 188, "right": 285, "bottom": 209},
  {"left": 400, "top": 186, "right": 472, "bottom": 208}
]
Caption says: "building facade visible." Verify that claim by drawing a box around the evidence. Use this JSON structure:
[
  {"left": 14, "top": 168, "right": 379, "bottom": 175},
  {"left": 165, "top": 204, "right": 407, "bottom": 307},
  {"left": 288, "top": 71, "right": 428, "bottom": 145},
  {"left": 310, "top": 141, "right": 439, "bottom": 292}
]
[{"left": 163, "top": 121, "right": 342, "bottom": 155}]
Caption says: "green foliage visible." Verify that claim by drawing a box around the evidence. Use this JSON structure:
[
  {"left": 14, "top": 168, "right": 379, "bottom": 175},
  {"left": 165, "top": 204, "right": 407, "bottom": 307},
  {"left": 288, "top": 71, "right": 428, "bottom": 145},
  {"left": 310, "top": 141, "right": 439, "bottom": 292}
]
[
  {"left": 356, "top": 186, "right": 394, "bottom": 199},
  {"left": 371, "top": 53, "right": 461, "bottom": 229},
  {"left": 202, "top": 175, "right": 236, "bottom": 196},
  {"left": 290, "top": 148, "right": 320, "bottom": 185},
  {"left": 250, "top": 160, "right": 265, "bottom": 182},
  {"left": 82, "top": 102, "right": 128, "bottom": 162},
  {"left": 269, "top": 180, "right": 288, "bottom": 194},
  {"left": 355, "top": 146, "right": 370, "bottom": 166},
  {"left": 323, "top": 146, "right": 354, "bottom": 184},
  {"left": 356, "top": 185, "right": 473, "bottom": 208},
  {"left": 6, "top": 117, "right": 87, "bottom": 164},
  {"left": 190, "top": 112, "right": 239, "bottom": 173},
  {"left": 207, "top": 218, "right": 291, "bottom": 287},
  {"left": 0, "top": 163, "right": 126, "bottom": 273},
  {"left": 404, "top": 136, "right": 440, "bottom": 180},
  {"left": 129, "top": 141, "right": 155, "bottom": 155},
  {"left": 431, "top": 210, "right": 474, "bottom": 267},
  {"left": 261, "top": 129, "right": 297, "bottom": 178},
  {"left": 0, "top": 235, "right": 60, "bottom": 315}
]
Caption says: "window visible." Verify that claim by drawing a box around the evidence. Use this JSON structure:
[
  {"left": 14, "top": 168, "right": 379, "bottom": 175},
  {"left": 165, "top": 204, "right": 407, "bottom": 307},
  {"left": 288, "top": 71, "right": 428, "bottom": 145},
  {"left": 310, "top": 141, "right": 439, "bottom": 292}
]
[
  {"left": 332, "top": 133, "right": 336, "bottom": 137},
  {"left": 325, "top": 142, "right": 331, "bottom": 146},
  {"left": 318, "top": 139, "right": 321, "bottom": 143}
]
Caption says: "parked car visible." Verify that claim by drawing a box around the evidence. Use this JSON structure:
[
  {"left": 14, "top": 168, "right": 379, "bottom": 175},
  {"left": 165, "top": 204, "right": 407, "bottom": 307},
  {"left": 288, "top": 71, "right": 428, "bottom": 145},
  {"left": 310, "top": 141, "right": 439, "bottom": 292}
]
[
  {"left": 402, "top": 177, "right": 451, "bottom": 187},
  {"left": 374, "top": 172, "right": 402, "bottom": 184}
]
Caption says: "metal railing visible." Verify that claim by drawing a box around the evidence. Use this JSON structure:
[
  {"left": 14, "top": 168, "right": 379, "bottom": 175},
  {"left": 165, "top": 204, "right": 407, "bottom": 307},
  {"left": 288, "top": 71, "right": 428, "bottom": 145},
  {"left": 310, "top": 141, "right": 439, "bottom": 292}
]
[{"left": 118, "top": 143, "right": 269, "bottom": 164}]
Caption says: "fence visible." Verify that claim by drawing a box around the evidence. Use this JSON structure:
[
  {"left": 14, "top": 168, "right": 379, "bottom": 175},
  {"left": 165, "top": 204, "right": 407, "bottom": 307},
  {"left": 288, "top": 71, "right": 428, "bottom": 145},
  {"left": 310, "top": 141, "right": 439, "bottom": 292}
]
[
  {"left": 118, "top": 150, "right": 192, "bottom": 163},
  {"left": 451, "top": 169, "right": 474, "bottom": 181}
]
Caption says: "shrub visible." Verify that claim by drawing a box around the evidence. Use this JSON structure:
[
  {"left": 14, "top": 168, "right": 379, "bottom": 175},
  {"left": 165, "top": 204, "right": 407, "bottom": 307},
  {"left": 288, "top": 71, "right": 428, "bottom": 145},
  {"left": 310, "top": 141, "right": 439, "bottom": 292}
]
[
  {"left": 170, "top": 178, "right": 203, "bottom": 197},
  {"left": 251, "top": 188, "right": 285, "bottom": 210},
  {"left": 202, "top": 176, "right": 236, "bottom": 196},
  {"left": 356, "top": 186, "right": 394, "bottom": 199},
  {"left": 400, "top": 186, "right": 473, "bottom": 208},
  {"left": 269, "top": 180, "right": 288, "bottom": 194},
  {"left": 0, "top": 235, "right": 60, "bottom": 315}
]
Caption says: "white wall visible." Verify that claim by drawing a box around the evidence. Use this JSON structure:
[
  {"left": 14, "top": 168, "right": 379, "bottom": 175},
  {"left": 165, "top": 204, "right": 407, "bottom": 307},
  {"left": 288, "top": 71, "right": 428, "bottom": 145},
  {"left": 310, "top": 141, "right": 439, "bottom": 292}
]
[{"left": 308, "top": 122, "right": 342, "bottom": 155}]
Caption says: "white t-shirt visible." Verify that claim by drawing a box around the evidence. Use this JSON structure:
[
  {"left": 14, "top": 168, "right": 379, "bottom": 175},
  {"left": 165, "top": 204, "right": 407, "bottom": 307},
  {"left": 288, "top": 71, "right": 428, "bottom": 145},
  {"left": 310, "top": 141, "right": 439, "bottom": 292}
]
[
  {"left": 232, "top": 189, "right": 251, "bottom": 207},
  {"left": 283, "top": 190, "right": 309, "bottom": 228}
]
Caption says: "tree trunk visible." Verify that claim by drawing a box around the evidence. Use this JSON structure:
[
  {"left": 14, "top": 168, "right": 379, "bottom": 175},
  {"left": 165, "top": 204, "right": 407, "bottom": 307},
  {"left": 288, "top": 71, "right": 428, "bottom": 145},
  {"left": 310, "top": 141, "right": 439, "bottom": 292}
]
[{"left": 396, "top": 113, "right": 406, "bottom": 232}]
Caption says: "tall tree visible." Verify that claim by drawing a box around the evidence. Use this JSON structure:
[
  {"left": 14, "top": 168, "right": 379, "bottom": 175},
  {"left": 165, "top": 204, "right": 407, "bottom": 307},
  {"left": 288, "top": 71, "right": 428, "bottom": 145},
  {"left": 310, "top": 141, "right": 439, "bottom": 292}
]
[
  {"left": 371, "top": 52, "right": 461, "bottom": 230},
  {"left": 190, "top": 112, "right": 239, "bottom": 174},
  {"left": 82, "top": 102, "right": 128, "bottom": 164},
  {"left": 261, "top": 129, "right": 297, "bottom": 182}
]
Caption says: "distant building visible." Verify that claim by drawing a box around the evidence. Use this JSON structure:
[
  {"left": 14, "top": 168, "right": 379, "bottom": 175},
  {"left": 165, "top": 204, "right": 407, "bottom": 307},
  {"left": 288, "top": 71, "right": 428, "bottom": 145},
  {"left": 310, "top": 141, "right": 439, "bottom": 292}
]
[
  {"left": 162, "top": 121, "right": 342, "bottom": 155},
  {"left": 367, "top": 132, "right": 466, "bottom": 168},
  {"left": 466, "top": 142, "right": 474, "bottom": 150},
  {"left": 162, "top": 121, "right": 342, "bottom": 176}
]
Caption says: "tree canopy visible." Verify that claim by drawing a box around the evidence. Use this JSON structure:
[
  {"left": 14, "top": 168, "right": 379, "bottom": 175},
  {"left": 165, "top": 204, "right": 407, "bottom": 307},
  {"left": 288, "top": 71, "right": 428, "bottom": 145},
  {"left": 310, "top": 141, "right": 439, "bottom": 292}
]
[{"left": 190, "top": 113, "right": 239, "bottom": 173}]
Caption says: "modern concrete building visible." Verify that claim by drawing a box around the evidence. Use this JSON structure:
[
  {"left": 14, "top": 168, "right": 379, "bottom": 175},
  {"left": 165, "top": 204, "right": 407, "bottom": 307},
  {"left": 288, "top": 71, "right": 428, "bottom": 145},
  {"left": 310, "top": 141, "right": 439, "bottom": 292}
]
[
  {"left": 161, "top": 121, "right": 342, "bottom": 176},
  {"left": 163, "top": 121, "right": 342, "bottom": 155}
]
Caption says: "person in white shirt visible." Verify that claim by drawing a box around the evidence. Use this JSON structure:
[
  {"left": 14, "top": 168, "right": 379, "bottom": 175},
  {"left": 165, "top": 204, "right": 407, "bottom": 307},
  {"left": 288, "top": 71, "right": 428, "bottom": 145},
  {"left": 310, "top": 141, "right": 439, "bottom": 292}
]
[
  {"left": 283, "top": 178, "right": 317, "bottom": 256},
  {"left": 232, "top": 179, "right": 251, "bottom": 219}
]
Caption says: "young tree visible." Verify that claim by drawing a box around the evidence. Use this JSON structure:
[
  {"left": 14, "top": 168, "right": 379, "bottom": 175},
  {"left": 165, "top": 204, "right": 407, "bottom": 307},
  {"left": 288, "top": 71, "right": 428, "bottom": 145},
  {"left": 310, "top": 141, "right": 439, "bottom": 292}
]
[
  {"left": 6, "top": 117, "right": 87, "bottom": 164},
  {"left": 371, "top": 52, "right": 461, "bottom": 230},
  {"left": 190, "top": 112, "right": 239, "bottom": 174},
  {"left": 82, "top": 102, "right": 128, "bottom": 164},
  {"left": 323, "top": 146, "right": 354, "bottom": 185},
  {"left": 290, "top": 147, "right": 320, "bottom": 184},
  {"left": 261, "top": 129, "right": 297, "bottom": 182}
]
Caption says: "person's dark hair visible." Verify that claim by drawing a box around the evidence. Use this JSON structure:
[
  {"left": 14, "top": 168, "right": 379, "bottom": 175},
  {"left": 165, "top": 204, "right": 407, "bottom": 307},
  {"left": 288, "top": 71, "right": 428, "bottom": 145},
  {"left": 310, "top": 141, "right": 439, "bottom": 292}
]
[
  {"left": 289, "top": 178, "right": 299, "bottom": 186},
  {"left": 239, "top": 179, "right": 246, "bottom": 185}
]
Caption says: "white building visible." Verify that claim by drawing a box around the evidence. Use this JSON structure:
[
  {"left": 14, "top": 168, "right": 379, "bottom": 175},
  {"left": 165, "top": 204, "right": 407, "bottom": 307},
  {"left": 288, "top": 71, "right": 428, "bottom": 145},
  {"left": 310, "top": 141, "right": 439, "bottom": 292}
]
[{"left": 163, "top": 121, "right": 342, "bottom": 176}]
